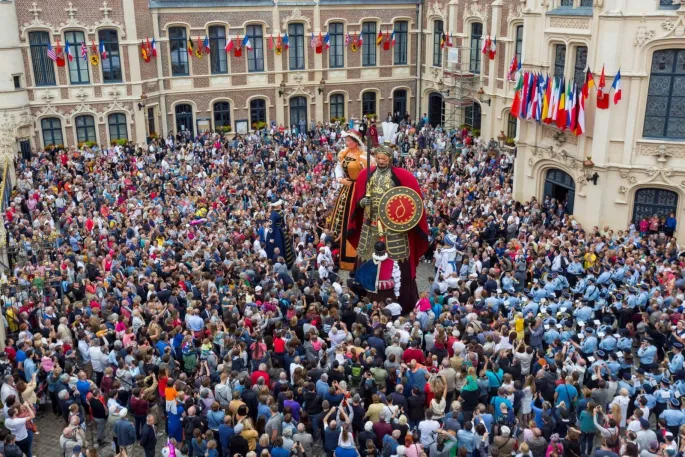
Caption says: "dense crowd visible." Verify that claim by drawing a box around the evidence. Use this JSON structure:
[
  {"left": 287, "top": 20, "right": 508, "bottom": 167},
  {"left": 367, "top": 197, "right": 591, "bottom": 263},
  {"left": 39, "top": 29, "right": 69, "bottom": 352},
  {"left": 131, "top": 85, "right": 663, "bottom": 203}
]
[{"left": 0, "top": 114, "right": 682, "bottom": 457}]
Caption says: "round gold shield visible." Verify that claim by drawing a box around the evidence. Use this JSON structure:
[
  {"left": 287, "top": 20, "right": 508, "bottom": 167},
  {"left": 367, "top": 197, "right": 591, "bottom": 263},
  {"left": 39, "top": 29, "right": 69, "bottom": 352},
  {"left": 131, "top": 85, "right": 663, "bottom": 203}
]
[{"left": 378, "top": 186, "right": 424, "bottom": 232}]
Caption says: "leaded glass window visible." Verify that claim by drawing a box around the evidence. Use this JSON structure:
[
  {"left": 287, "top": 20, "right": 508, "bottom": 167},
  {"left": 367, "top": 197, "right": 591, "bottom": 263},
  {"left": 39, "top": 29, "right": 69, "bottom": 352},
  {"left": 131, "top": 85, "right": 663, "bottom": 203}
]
[
  {"left": 633, "top": 189, "right": 678, "bottom": 224},
  {"left": 554, "top": 44, "right": 566, "bottom": 79},
  {"left": 643, "top": 49, "right": 685, "bottom": 139},
  {"left": 469, "top": 23, "right": 482, "bottom": 74},
  {"left": 573, "top": 46, "right": 587, "bottom": 86},
  {"left": 579, "top": 0, "right": 593, "bottom": 6}
]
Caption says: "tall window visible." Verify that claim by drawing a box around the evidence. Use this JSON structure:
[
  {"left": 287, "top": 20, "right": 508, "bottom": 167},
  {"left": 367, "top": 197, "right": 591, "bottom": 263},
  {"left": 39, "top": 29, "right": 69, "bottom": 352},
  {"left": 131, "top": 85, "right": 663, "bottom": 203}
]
[
  {"left": 393, "top": 89, "right": 407, "bottom": 116},
  {"left": 213, "top": 101, "right": 231, "bottom": 128},
  {"left": 288, "top": 23, "right": 305, "bottom": 70},
  {"left": 362, "top": 92, "right": 377, "bottom": 117},
  {"left": 28, "top": 32, "right": 55, "bottom": 87},
  {"left": 65, "top": 31, "right": 89, "bottom": 84},
  {"left": 168, "top": 27, "right": 189, "bottom": 76},
  {"left": 330, "top": 94, "right": 344, "bottom": 120},
  {"left": 247, "top": 25, "right": 264, "bottom": 72},
  {"left": 433, "top": 20, "right": 443, "bottom": 67},
  {"left": 209, "top": 26, "right": 228, "bottom": 74},
  {"left": 554, "top": 44, "right": 566, "bottom": 79},
  {"left": 560, "top": 0, "right": 573, "bottom": 6},
  {"left": 507, "top": 113, "right": 517, "bottom": 139},
  {"left": 644, "top": 49, "right": 685, "bottom": 139},
  {"left": 75, "top": 115, "right": 96, "bottom": 144},
  {"left": 108, "top": 113, "right": 128, "bottom": 142},
  {"left": 515, "top": 26, "right": 524, "bottom": 63},
  {"left": 99, "top": 29, "right": 122, "bottom": 83},
  {"left": 329, "top": 22, "right": 344, "bottom": 68},
  {"left": 394, "top": 21, "right": 408, "bottom": 65},
  {"left": 147, "top": 107, "right": 156, "bottom": 136},
  {"left": 464, "top": 103, "right": 482, "bottom": 130},
  {"left": 362, "top": 22, "right": 376, "bottom": 67},
  {"left": 41, "top": 118, "right": 63, "bottom": 147},
  {"left": 573, "top": 46, "right": 588, "bottom": 86},
  {"left": 469, "top": 23, "right": 483, "bottom": 74},
  {"left": 250, "top": 99, "right": 266, "bottom": 127}
]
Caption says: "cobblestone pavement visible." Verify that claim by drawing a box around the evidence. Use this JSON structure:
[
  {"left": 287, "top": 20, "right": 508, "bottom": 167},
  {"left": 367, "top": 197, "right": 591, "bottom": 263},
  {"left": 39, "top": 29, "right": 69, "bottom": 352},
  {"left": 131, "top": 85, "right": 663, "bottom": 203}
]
[{"left": 33, "top": 262, "right": 434, "bottom": 457}]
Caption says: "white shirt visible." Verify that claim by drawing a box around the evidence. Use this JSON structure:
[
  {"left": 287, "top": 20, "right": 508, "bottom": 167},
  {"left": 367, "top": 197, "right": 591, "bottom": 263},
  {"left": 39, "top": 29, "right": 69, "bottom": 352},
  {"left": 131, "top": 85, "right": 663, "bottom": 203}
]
[
  {"left": 418, "top": 419, "right": 440, "bottom": 447},
  {"left": 385, "top": 302, "right": 403, "bottom": 317},
  {"left": 5, "top": 417, "right": 29, "bottom": 440},
  {"left": 0, "top": 383, "right": 17, "bottom": 404},
  {"left": 88, "top": 346, "right": 107, "bottom": 373}
]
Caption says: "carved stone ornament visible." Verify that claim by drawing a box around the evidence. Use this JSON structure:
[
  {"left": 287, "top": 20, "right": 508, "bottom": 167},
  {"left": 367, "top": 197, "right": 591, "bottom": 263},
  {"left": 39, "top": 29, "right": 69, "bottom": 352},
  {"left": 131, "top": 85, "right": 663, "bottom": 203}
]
[
  {"left": 549, "top": 17, "right": 590, "bottom": 29},
  {"left": 627, "top": 176, "right": 638, "bottom": 184},
  {"left": 679, "top": 180, "right": 685, "bottom": 190},
  {"left": 635, "top": 16, "right": 656, "bottom": 47},
  {"left": 21, "top": 2, "right": 57, "bottom": 38},
  {"left": 618, "top": 186, "right": 628, "bottom": 195},
  {"left": 619, "top": 169, "right": 630, "bottom": 179},
  {"left": 103, "top": 100, "right": 134, "bottom": 123},
  {"left": 507, "top": 4, "right": 523, "bottom": 23},
  {"left": 543, "top": 126, "right": 577, "bottom": 145},
  {"left": 428, "top": 1, "right": 448, "bottom": 19},
  {"left": 593, "top": 0, "right": 604, "bottom": 6},
  {"left": 59, "top": 2, "right": 88, "bottom": 31},
  {"left": 528, "top": 157, "right": 534, "bottom": 166},
  {"left": 663, "top": 19, "right": 676, "bottom": 31},
  {"left": 638, "top": 142, "right": 685, "bottom": 159},
  {"left": 282, "top": 8, "right": 312, "bottom": 31},
  {"left": 466, "top": 3, "right": 488, "bottom": 24}
]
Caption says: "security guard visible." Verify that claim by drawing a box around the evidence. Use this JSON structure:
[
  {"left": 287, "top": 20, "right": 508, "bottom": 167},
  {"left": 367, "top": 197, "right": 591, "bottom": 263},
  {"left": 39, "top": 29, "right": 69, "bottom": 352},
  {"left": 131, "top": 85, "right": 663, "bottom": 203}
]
[
  {"left": 668, "top": 342, "right": 685, "bottom": 375},
  {"left": 584, "top": 278, "right": 600, "bottom": 303},
  {"left": 654, "top": 378, "right": 673, "bottom": 418},
  {"left": 660, "top": 398, "right": 685, "bottom": 436}
]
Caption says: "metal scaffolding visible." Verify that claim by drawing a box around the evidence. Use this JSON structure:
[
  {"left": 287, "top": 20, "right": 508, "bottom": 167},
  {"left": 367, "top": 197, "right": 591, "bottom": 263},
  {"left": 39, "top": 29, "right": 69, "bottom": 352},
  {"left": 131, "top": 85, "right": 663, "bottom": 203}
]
[{"left": 440, "top": 45, "right": 478, "bottom": 131}]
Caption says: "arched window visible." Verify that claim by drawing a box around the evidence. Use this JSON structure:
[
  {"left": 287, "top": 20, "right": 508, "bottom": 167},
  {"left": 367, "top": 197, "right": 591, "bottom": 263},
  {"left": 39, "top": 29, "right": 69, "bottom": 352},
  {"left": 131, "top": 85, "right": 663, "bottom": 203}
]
[
  {"left": 108, "top": 113, "right": 128, "bottom": 142},
  {"left": 41, "top": 118, "right": 63, "bottom": 147},
  {"left": 250, "top": 99, "right": 267, "bottom": 128},
  {"left": 544, "top": 168, "right": 576, "bottom": 214},
  {"left": 393, "top": 89, "right": 407, "bottom": 117},
  {"left": 99, "top": 29, "right": 122, "bottom": 83},
  {"left": 644, "top": 49, "right": 685, "bottom": 140},
  {"left": 246, "top": 25, "right": 264, "bottom": 72},
  {"left": 469, "top": 23, "right": 483, "bottom": 74},
  {"left": 394, "top": 21, "right": 408, "bottom": 65},
  {"left": 169, "top": 27, "right": 189, "bottom": 76},
  {"left": 289, "top": 96, "right": 307, "bottom": 130},
  {"left": 288, "top": 23, "right": 305, "bottom": 70},
  {"left": 362, "top": 22, "right": 377, "bottom": 67},
  {"left": 175, "top": 104, "right": 193, "bottom": 136},
  {"left": 65, "top": 31, "right": 89, "bottom": 84},
  {"left": 213, "top": 101, "right": 231, "bottom": 128},
  {"left": 633, "top": 188, "right": 678, "bottom": 225},
  {"left": 507, "top": 112, "right": 517, "bottom": 139},
  {"left": 28, "top": 32, "right": 55, "bottom": 86},
  {"left": 433, "top": 20, "right": 443, "bottom": 67},
  {"left": 573, "top": 46, "right": 588, "bottom": 88},
  {"left": 329, "top": 22, "right": 344, "bottom": 68},
  {"left": 330, "top": 94, "right": 345, "bottom": 121},
  {"left": 362, "top": 92, "right": 377, "bottom": 117},
  {"left": 208, "top": 26, "right": 228, "bottom": 74},
  {"left": 464, "top": 102, "right": 481, "bottom": 130},
  {"left": 75, "top": 115, "right": 96, "bottom": 144}
]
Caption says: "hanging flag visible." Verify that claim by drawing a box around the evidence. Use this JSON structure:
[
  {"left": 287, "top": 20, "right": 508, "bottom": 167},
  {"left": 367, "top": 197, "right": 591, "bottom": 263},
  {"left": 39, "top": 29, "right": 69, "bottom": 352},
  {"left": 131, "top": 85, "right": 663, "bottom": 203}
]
[
  {"left": 80, "top": 42, "right": 88, "bottom": 61},
  {"left": 357, "top": 31, "right": 363, "bottom": 47},
  {"left": 151, "top": 38, "right": 157, "bottom": 57},
  {"left": 268, "top": 34, "right": 274, "bottom": 50},
  {"left": 510, "top": 71, "right": 524, "bottom": 118},
  {"left": 350, "top": 32, "right": 358, "bottom": 52},
  {"left": 225, "top": 35, "right": 235, "bottom": 54},
  {"left": 310, "top": 32, "right": 316, "bottom": 49},
  {"left": 541, "top": 75, "right": 552, "bottom": 123},
  {"left": 203, "top": 36, "right": 211, "bottom": 54},
  {"left": 440, "top": 31, "right": 446, "bottom": 49},
  {"left": 612, "top": 69, "right": 622, "bottom": 104},
  {"left": 324, "top": 32, "right": 330, "bottom": 50},
  {"left": 141, "top": 40, "right": 150, "bottom": 62},
  {"left": 567, "top": 82, "right": 576, "bottom": 132},
  {"left": 46, "top": 41, "right": 57, "bottom": 62},
  {"left": 55, "top": 41, "right": 65, "bottom": 67},
  {"left": 481, "top": 35, "right": 490, "bottom": 56},
  {"left": 275, "top": 34, "right": 282, "bottom": 55},
  {"left": 596, "top": 65, "right": 609, "bottom": 110},
  {"left": 488, "top": 36, "right": 497, "bottom": 60},
  {"left": 555, "top": 79, "right": 566, "bottom": 129},
  {"left": 99, "top": 41, "right": 108, "bottom": 59},
  {"left": 242, "top": 35, "right": 252, "bottom": 51},
  {"left": 582, "top": 68, "right": 595, "bottom": 100},
  {"left": 195, "top": 36, "right": 203, "bottom": 59},
  {"left": 345, "top": 32, "right": 351, "bottom": 48},
  {"left": 283, "top": 33, "right": 290, "bottom": 50},
  {"left": 316, "top": 32, "right": 323, "bottom": 54},
  {"left": 64, "top": 41, "right": 74, "bottom": 62},
  {"left": 234, "top": 36, "right": 243, "bottom": 57},
  {"left": 575, "top": 85, "right": 586, "bottom": 136},
  {"left": 507, "top": 55, "right": 518, "bottom": 81},
  {"left": 391, "top": 30, "right": 396, "bottom": 47},
  {"left": 376, "top": 30, "right": 383, "bottom": 45},
  {"left": 383, "top": 30, "right": 390, "bottom": 51},
  {"left": 187, "top": 38, "right": 194, "bottom": 55},
  {"left": 519, "top": 72, "right": 530, "bottom": 119},
  {"left": 90, "top": 40, "right": 99, "bottom": 66}
]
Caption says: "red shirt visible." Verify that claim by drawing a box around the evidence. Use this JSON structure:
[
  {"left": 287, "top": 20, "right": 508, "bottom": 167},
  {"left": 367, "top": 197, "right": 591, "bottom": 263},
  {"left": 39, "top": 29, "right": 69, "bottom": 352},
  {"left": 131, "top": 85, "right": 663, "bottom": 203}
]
[
  {"left": 273, "top": 337, "right": 285, "bottom": 354},
  {"left": 250, "top": 370, "right": 270, "bottom": 386},
  {"left": 402, "top": 348, "right": 425, "bottom": 364}
]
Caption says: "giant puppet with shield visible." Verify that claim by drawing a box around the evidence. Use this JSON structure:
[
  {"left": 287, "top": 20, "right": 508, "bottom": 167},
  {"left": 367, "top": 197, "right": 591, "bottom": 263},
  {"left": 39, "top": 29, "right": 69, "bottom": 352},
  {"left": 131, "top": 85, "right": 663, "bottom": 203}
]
[{"left": 347, "top": 144, "right": 428, "bottom": 314}]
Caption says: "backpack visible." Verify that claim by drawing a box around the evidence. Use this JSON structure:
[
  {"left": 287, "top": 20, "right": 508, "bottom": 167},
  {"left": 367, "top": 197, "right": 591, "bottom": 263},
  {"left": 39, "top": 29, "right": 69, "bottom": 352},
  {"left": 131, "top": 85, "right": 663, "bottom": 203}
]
[
  {"left": 183, "top": 351, "right": 198, "bottom": 374},
  {"left": 350, "top": 364, "right": 363, "bottom": 387},
  {"left": 381, "top": 438, "right": 395, "bottom": 457}
]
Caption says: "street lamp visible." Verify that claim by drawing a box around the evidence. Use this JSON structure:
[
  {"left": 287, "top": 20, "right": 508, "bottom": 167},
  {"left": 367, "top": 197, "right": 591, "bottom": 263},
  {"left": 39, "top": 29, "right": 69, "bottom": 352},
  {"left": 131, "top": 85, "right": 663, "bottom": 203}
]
[
  {"left": 278, "top": 81, "right": 287, "bottom": 97},
  {"left": 477, "top": 87, "right": 492, "bottom": 106},
  {"left": 318, "top": 78, "right": 326, "bottom": 94},
  {"left": 583, "top": 157, "right": 599, "bottom": 185}
]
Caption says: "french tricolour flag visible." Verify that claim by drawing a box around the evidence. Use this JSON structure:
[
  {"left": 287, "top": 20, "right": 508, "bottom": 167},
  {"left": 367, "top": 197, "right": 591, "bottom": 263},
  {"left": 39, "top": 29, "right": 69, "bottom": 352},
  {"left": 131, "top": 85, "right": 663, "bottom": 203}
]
[
  {"left": 612, "top": 69, "right": 622, "bottom": 105},
  {"left": 242, "top": 35, "right": 252, "bottom": 51}
]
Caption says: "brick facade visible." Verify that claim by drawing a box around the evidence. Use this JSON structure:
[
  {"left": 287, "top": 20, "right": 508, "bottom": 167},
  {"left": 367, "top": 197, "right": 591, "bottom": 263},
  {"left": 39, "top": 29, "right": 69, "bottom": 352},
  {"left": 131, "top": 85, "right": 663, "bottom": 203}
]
[{"left": 11, "top": 0, "right": 521, "bottom": 147}]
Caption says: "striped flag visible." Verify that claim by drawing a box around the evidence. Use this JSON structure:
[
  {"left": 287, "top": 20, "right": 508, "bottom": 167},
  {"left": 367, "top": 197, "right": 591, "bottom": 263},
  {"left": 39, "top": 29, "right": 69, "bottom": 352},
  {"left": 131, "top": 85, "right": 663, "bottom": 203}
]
[
  {"left": 345, "top": 32, "right": 351, "bottom": 47},
  {"left": 311, "top": 32, "right": 316, "bottom": 49},
  {"left": 80, "top": 42, "right": 88, "bottom": 60},
  {"left": 64, "top": 41, "right": 74, "bottom": 62},
  {"left": 46, "top": 42, "right": 57, "bottom": 61}
]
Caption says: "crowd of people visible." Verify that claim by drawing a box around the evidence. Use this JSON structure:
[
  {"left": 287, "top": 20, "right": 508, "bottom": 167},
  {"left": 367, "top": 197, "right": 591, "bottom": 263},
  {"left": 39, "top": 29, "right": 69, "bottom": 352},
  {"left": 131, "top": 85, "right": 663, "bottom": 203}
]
[{"left": 0, "top": 114, "right": 681, "bottom": 457}]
